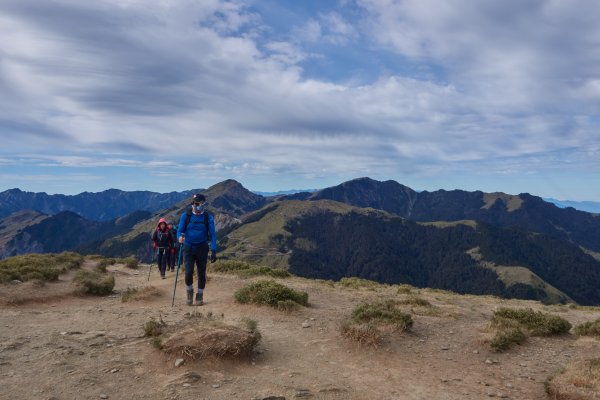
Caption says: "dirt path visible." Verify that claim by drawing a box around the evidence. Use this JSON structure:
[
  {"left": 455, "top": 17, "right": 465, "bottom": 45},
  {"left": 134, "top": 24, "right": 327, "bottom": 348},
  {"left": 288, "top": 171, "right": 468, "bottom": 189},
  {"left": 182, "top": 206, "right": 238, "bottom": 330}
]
[{"left": 1, "top": 263, "right": 599, "bottom": 400}]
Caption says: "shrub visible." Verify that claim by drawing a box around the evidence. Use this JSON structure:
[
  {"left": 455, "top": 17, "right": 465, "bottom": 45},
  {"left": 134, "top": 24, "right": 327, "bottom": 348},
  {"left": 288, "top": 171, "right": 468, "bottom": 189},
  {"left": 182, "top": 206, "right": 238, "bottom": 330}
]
[
  {"left": 340, "top": 320, "right": 381, "bottom": 347},
  {"left": 211, "top": 260, "right": 290, "bottom": 278},
  {"left": 574, "top": 318, "right": 600, "bottom": 337},
  {"left": 122, "top": 257, "right": 139, "bottom": 269},
  {"left": 144, "top": 317, "right": 166, "bottom": 337},
  {"left": 492, "top": 308, "right": 571, "bottom": 336},
  {"left": 0, "top": 252, "right": 84, "bottom": 283},
  {"left": 339, "top": 277, "right": 379, "bottom": 290},
  {"left": 276, "top": 299, "right": 301, "bottom": 312},
  {"left": 72, "top": 270, "right": 115, "bottom": 296},
  {"left": 234, "top": 280, "right": 308, "bottom": 308},
  {"left": 350, "top": 300, "right": 413, "bottom": 331},
  {"left": 490, "top": 328, "right": 526, "bottom": 352}
]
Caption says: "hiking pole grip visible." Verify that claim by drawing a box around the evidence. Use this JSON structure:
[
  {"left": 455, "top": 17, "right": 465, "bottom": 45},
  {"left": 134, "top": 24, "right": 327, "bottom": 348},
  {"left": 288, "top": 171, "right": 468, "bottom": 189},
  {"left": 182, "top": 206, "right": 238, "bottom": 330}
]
[{"left": 171, "top": 246, "right": 183, "bottom": 307}]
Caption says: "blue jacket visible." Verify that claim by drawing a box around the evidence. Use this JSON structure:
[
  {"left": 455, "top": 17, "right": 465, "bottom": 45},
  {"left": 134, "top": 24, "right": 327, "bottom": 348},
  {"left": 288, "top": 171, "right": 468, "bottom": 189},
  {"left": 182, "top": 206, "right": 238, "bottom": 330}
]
[{"left": 177, "top": 211, "right": 217, "bottom": 251}]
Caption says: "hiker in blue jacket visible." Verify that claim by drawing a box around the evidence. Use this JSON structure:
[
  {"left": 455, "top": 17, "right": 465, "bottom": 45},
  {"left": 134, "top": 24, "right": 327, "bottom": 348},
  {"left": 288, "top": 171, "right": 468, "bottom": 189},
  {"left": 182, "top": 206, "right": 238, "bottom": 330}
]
[{"left": 177, "top": 193, "right": 217, "bottom": 306}]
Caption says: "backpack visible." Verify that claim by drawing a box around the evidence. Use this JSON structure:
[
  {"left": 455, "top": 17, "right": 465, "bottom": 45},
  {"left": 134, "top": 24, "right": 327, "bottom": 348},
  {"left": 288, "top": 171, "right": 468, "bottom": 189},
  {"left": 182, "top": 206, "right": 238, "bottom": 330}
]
[{"left": 183, "top": 210, "right": 211, "bottom": 242}]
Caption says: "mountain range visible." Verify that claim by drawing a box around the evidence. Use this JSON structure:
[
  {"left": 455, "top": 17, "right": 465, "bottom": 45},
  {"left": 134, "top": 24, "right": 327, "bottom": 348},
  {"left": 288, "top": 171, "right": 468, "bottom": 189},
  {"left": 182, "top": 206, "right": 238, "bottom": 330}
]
[
  {"left": 1, "top": 177, "right": 600, "bottom": 305},
  {"left": 0, "top": 188, "right": 201, "bottom": 221}
]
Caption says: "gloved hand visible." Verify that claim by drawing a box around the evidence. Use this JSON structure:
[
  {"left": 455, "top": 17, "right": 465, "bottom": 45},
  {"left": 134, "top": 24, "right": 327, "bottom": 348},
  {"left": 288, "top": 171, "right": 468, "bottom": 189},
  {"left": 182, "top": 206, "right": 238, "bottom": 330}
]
[
  {"left": 152, "top": 242, "right": 157, "bottom": 249},
  {"left": 170, "top": 248, "right": 175, "bottom": 254},
  {"left": 210, "top": 250, "right": 217, "bottom": 263},
  {"left": 178, "top": 236, "right": 184, "bottom": 244}
]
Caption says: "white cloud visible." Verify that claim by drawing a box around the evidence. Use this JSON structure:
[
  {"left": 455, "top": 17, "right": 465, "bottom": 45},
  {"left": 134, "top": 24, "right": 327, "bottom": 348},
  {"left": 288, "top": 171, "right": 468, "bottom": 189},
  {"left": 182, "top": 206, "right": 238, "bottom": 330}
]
[{"left": 0, "top": 0, "right": 598, "bottom": 192}]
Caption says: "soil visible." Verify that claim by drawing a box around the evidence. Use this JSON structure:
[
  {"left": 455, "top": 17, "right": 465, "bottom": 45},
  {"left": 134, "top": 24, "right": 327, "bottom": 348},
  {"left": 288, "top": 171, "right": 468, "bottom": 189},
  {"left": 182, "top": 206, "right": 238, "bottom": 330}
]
[{"left": 1, "top": 261, "right": 599, "bottom": 400}]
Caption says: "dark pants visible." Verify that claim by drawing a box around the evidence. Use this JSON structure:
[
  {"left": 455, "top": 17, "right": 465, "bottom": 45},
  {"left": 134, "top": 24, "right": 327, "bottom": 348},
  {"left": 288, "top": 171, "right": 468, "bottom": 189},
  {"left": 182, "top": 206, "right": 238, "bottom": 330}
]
[
  {"left": 157, "top": 248, "right": 168, "bottom": 275},
  {"left": 169, "top": 245, "right": 178, "bottom": 268},
  {"left": 184, "top": 242, "right": 208, "bottom": 290}
]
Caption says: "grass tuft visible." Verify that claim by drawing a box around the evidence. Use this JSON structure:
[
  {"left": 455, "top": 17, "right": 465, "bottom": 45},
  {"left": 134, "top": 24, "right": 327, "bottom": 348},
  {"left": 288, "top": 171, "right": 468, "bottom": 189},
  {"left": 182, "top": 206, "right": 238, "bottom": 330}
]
[
  {"left": 339, "top": 277, "right": 379, "bottom": 290},
  {"left": 0, "top": 252, "right": 84, "bottom": 283},
  {"left": 144, "top": 316, "right": 166, "bottom": 337},
  {"left": 574, "top": 318, "right": 600, "bottom": 337},
  {"left": 350, "top": 300, "right": 413, "bottom": 331},
  {"left": 211, "top": 259, "right": 290, "bottom": 278},
  {"left": 121, "top": 286, "right": 161, "bottom": 303},
  {"left": 492, "top": 307, "right": 571, "bottom": 336},
  {"left": 72, "top": 270, "right": 115, "bottom": 296},
  {"left": 234, "top": 280, "right": 308, "bottom": 308},
  {"left": 398, "top": 296, "right": 432, "bottom": 307},
  {"left": 490, "top": 327, "right": 526, "bottom": 352}
]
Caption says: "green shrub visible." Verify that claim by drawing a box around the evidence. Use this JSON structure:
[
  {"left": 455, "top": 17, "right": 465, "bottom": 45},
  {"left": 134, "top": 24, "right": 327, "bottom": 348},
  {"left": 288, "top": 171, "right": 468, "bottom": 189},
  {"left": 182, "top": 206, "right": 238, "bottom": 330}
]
[
  {"left": 276, "top": 299, "right": 301, "bottom": 312},
  {"left": 490, "top": 328, "right": 526, "bottom": 352},
  {"left": 72, "top": 270, "right": 115, "bottom": 296},
  {"left": 350, "top": 300, "right": 413, "bottom": 331},
  {"left": 234, "top": 280, "right": 308, "bottom": 308},
  {"left": 492, "top": 308, "right": 571, "bottom": 336},
  {"left": 0, "top": 252, "right": 84, "bottom": 283},
  {"left": 574, "top": 318, "right": 600, "bottom": 337},
  {"left": 122, "top": 257, "right": 139, "bottom": 269},
  {"left": 212, "top": 260, "right": 290, "bottom": 278},
  {"left": 339, "top": 277, "right": 379, "bottom": 290}
]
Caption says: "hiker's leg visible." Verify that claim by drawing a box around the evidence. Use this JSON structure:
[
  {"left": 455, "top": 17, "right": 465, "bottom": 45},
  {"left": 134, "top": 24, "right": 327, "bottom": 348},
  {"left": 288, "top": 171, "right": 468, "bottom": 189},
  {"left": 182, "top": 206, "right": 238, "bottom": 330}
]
[
  {"left": 160, "top": 249, "right": 167, "bottom": 275},
  {"left": 184, "top": 246, "right": 194, "bottom": 287},
  {"left": 196, "top": 242, "right": 209, "bottom": 290}
]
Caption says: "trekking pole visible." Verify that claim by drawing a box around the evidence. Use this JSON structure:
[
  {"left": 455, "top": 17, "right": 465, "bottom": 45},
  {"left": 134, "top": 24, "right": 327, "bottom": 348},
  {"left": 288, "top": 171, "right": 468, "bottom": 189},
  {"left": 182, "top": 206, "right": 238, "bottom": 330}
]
[
  {"left": 148, "top": 248, "right": 157, "bottom": 281},
  {"left": 171, "top": 246, "right": 184, "bottom": 307}
]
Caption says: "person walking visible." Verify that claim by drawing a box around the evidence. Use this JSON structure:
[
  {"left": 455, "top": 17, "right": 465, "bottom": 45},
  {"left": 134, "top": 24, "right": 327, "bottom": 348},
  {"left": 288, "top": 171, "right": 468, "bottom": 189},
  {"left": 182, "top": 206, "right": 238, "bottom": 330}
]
[
  {"left": 177, "top": 193, "right": 217, "bottom": 306},
  {"left": 152, "top": 218, "right": 174, "bottom": 279},
  {"left": 167, "top": 221, "right": 178, "bottom": 272}
]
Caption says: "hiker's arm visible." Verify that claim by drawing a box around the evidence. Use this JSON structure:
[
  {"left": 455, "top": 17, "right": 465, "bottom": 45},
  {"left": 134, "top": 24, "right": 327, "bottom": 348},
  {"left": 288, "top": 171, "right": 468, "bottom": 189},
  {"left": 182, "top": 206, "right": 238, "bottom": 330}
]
[
  {"left": 177, "top": 213, "right": 186, "bottom": 244},
  {"left": 209, "top": 214, "right": 217, "bottom": 251}
]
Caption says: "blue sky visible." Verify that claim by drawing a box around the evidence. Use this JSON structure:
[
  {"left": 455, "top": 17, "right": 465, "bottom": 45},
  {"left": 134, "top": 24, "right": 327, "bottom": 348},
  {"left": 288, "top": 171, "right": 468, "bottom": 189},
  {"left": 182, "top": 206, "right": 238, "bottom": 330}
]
[{"left": 1, "top": 0, "right": 599, "bottom": 200}]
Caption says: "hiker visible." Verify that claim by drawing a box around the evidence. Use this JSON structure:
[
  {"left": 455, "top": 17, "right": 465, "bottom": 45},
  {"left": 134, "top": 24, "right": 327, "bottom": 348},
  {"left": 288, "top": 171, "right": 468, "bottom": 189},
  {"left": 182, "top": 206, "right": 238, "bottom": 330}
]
[
  {"left": 167, "top": 221, "right": 178, "bottom": 272},
  {"left": 177, "top": 193, "right": 217, "bottom": 306},
  {"left": 152, "top": 217, "right": 174, "bottom": 279}
]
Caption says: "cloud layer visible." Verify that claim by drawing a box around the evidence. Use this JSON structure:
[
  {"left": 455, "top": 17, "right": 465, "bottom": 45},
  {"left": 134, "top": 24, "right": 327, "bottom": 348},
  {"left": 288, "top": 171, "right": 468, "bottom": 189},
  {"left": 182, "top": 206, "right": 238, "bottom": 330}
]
[{"left": 0, "top": 0, "right": 599, "bottom": 196}]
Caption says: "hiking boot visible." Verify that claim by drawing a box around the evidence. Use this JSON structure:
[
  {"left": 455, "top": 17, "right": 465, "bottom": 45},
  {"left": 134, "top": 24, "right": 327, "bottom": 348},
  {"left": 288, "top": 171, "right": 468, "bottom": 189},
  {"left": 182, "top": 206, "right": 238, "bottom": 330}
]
[
  {"left": 186, "top": 291, "right": 193, "bottom": 306},
  {"left": 161, "top": 274, "right": 166, "bottom": 279},
  {"left": 195, "top": 292, "right": 203, "bottom": 306}
]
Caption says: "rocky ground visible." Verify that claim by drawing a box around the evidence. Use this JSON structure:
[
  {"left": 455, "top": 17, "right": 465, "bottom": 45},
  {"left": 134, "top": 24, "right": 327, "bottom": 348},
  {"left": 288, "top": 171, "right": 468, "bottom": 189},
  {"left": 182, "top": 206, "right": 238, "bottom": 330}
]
[{"left": 0, "top": 261, "right": 599, "bottom": 400}]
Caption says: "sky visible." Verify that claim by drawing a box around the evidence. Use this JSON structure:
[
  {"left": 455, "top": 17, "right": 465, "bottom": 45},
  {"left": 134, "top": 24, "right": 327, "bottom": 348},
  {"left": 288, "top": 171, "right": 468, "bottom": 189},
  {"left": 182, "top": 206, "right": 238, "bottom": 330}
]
[{"left": 1, "top": 0, "right": 599, "bottom": 200}]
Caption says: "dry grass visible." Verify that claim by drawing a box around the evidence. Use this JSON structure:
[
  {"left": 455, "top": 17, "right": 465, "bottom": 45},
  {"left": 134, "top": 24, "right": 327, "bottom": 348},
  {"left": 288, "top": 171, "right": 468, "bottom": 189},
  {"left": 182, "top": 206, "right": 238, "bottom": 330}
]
[
  {"left": 338, "top": 277, "right": 380, "bottom": 290},
  {"left": 546, "top": 359, "right": 600, "bottom": 400},
  {"left": 574, "top": 318, "right": 600, "bottom": 337},
  {"left": 341, "top": 300, "right": 413, "bottom": 347},
  {"left": 121, "top": 286, "right": 161, "bottom": 303},
  {"left": 72, "top": 270, "right": 115, "bottom": 296},
  {"left": 161, "top": 318, "right": 261, "bottom": 360}
]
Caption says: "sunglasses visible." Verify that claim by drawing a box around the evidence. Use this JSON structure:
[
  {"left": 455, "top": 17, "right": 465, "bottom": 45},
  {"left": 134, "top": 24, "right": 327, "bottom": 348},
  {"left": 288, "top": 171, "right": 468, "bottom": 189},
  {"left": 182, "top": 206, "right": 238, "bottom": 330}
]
[{"left": 193, "top": 202, "right": 205, "bottom": 206}]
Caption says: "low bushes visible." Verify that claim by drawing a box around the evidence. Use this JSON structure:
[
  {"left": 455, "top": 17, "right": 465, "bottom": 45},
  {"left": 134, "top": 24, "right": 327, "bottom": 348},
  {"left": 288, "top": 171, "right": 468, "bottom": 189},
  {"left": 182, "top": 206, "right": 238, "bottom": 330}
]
[
  {"left": 339, "top": 277, "right": 379, "bottom": 290},
  {"left": 234, "top": 280, "right": 308, "bottom": 309},
  {"left": 488, "top": 307, "right": 571, "bottom": 352},
  {"left": 574, "top": 318, "right": 600, "bottom": 337},
  {"left": 546, "top": 359, "right": 600, "bottom": 399},
  {"left": 72, "top": 270, "right": 115, "bottom": 296},
  {"left": 0, "top": 252, "right": 84, "bottom": 283},
  {"left": 211, "top": 260, "right": 290, "bottom": 278},
  {"left": 341, "top": 300, "right": 413, "bottom": 347}
]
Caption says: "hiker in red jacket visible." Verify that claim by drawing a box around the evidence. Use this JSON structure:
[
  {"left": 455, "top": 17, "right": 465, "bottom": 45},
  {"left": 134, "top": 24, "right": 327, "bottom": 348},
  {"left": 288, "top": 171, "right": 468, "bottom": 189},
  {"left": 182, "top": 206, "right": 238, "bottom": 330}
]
[{"left": 152, "top": 218, "right": 174, "bottom": 279}]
